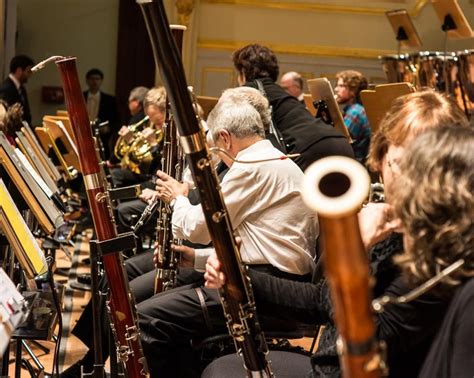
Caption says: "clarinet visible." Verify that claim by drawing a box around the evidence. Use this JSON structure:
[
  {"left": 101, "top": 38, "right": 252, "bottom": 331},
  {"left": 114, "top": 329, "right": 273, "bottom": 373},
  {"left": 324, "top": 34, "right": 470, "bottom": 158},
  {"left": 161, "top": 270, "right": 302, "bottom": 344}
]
[
  {"left": 302, "top": 156, "right": 384, "bottom": 377},
  {"left": 137, "top": 1, "right": 272, "bottom": 376},
  {"left": 35, "top": 57, "right": 149, "bottom": 377},
  {"left": 153, "top": 24, "right": 187, "bottom": 294}
]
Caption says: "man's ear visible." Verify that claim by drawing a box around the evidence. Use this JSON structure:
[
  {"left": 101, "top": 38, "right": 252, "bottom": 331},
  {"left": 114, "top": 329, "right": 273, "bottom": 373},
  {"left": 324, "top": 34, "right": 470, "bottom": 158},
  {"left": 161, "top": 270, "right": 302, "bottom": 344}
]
[{"left": 219, "top": 130, "right": 232, "bottom": 149}]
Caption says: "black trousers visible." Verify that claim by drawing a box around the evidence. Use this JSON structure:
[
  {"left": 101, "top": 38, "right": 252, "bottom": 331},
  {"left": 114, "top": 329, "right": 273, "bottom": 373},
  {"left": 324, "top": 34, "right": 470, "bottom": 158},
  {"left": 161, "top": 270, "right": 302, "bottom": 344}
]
[
  {"left": 137, "top": 263, "right": 311, "bottom": 377},
  {"left": 71, "top": 251, "right": 203, "bottom": 362},
  {"left": 73, "top": 252, "right": 310, "bottom": 377},
  {"left": 110, "top": 167, "right": 148, "bottom": 188}
]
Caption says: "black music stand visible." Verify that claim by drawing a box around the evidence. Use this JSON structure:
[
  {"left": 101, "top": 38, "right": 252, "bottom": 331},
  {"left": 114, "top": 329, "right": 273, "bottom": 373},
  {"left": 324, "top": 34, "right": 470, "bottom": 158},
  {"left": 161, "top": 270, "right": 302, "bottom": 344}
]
[
  {"left": 432, "top": 0, "right": 473, "bottom": 114},
  {"left": 431, "top": 0, "right": 474, "bottom": 40},
  {"left": 307, "top": 78, "right": 352, "bottom": 142},
  {"left": 386, "top": 9, "right": 422, "bottom": 56}
]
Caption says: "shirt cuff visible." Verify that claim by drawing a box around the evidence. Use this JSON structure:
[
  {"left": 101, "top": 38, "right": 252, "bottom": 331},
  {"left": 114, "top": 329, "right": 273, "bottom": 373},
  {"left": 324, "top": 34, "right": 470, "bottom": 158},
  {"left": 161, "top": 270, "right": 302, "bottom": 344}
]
[
  {"left": 194, "top": 248, "right": 214, "bottom": 272},
  {"left": 174, "top": 194, "right": 190, "bottom": 210}
]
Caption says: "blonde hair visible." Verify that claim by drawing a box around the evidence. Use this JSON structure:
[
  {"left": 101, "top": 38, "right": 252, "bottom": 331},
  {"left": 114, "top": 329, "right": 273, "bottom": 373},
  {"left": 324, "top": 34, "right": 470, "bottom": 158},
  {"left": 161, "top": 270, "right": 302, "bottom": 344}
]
[
  {"left": 143, "top": 86, "right": 166, "bottom": 113},
  {"left": 393, "top": 126, "right": 474, "bottom": 289},
  {"left": 367, "top": 90, "right": 468, "bottom": 171}
]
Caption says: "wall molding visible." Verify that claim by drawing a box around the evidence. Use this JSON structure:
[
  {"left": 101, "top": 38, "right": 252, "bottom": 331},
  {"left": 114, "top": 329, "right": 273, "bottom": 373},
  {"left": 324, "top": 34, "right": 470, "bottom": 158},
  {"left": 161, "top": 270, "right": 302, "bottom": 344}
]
[
  {"left": 198, "top": 39, "right": 395, "bottom": 60},
  {"left": 201, "top": 0, "right": 429, "bottom": 17}
]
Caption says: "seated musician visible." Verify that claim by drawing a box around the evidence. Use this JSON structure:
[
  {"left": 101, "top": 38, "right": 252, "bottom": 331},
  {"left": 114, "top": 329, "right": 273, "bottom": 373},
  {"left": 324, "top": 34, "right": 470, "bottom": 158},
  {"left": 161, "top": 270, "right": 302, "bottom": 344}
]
[
  {"left": 127, "top": 86, "right": 149, "bottom": 124},
  {"left": 110, "top": 86, "right": 165, "bottom": 188},
  {"left": 334, "top": 70, "right": 371, "bottom": 164},
  {"left": 393, "top": 127, "right": 473, "bottom": 378},
  {"left": 0, "top": 101, "right": 24, "bottom": 146},
  {"left": 232, "top": 43, "right": 354, "bottom": 171},
  {"left": 134, "top": 92, "right": 318, "bottom": 377},
  {"left": 203, "top": 90, "right": 470, "bottom": 377}
]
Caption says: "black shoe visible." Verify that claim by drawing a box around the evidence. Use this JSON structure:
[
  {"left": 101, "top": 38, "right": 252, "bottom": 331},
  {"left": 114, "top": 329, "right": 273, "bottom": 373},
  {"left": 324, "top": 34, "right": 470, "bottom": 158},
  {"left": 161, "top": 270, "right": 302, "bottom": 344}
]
[
  {"left": 59, "top": 362, "right": 82, "bottom": 378},
  {"left": 77, "top": 273, "right": 92, "bottom": 286}
]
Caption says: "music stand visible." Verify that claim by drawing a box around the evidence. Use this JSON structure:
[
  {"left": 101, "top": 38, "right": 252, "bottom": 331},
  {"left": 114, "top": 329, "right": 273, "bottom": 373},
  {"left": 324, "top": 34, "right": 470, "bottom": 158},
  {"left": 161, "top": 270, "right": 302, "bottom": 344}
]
[
  {"left": 431, "top": 0, "right": 473, "bottom": 40},
  {"left": 386, "top": 9, "right": 422, "bottom": 55},
  {"left": 307, "top": 78, "right": 352, "bottom": 141},
  {"left": 360, "top": 83, "right": 415, "bottom": 134}
]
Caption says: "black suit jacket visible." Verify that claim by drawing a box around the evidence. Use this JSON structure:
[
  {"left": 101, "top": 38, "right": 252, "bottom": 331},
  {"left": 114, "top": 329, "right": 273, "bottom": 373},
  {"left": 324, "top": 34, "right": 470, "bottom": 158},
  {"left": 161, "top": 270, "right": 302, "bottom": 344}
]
[
  {"left": 83, "top": 90, "right": 119, "bottom": 132},
  {"left": 83, "top": 90, "right": 119, "bottom": 160},
  {"left": 246, "top": 78, "right": 354, "bottom": 171},
  {"left": 0, "top": 77, "right": 32, "bottom": 125}
]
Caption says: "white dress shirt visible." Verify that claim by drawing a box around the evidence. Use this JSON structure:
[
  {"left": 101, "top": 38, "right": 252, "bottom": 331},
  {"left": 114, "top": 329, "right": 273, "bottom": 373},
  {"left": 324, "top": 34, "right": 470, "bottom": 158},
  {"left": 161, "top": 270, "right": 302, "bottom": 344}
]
[
  {"left": 172, "top": 139, "right": 318, "bottom": 275},
  {"left": 8, "top": 74, "right": 21, "bottom": 91},
  {"left": 86, "top": 91, "right": 101, "bottom": 121}
]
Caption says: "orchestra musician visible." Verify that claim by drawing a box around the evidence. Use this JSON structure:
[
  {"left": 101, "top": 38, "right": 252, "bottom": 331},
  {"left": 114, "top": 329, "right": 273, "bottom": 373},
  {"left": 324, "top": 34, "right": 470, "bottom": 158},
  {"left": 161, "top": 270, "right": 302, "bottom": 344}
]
[
  {"left": 127, "top": 86, "right": 149, "bottom": 124},
  {"left": 392, "top": 126, "right": 474, "bottom": 378},
  {"left": 136, "top": 91, "right": 318, "bottom": 377},
  {"left": 232, "top": 44, "right": 354, "bottom": 171},
  {"left": 110, "top": 86, "right": 166, "bottom": 188},
  {"left": 279, "top": 71, "right": 305, "bottom": 103},
  {"left": 334, "top": 70, "right": 371, "bottom": 164},
  {"left": 0, "top": 55, "right": 34, "bottom": 126},
  {"left": 203, "top": 90, "right": 470, "bottom": 377}
]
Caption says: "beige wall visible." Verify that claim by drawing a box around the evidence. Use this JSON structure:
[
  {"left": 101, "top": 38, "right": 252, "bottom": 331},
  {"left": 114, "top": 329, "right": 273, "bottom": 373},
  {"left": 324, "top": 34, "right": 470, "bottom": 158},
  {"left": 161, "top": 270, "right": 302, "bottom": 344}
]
[
  {"left": 194, "top": 0, "right": 474, "bottom": 96},
  {"left": 12, "top": 0, "right": 474, "bottom": 118},
  {"left": 17, "top": 0, "right": 119, "bottom": 126}
]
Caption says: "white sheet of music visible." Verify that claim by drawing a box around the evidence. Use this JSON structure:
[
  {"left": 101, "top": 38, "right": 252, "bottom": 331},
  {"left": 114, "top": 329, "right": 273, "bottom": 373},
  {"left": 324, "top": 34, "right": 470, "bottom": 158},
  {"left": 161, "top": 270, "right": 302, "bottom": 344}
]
[
  {"left": 14, "top": 148, "right": 54, "bottom": 199},
  {"left": 56, "top": 120, "right": 79, "bottom": 156}
]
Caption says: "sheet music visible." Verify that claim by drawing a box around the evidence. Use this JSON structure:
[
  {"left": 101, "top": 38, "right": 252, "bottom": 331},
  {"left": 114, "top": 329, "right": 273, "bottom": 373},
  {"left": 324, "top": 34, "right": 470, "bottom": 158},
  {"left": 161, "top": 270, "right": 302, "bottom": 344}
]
[
  {"left": 21, "top": 122, "right": 62, "bottom": 181},
  {"left": 56, "top": 120, "right": 79, "bottom": 156},
  {"left": 14, "top": 148, "right": 54, "bottom": 199},
  {"left": 0, "top": 268, "right": 27, "bottom": 355},
  {"left": 0, "top": 179, "right": 48, "bottom": 277}
]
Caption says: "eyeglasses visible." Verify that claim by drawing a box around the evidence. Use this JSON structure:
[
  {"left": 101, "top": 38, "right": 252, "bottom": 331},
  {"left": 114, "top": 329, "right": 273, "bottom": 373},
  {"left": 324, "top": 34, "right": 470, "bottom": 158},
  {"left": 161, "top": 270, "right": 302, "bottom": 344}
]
[{"left": 386, "top": 151, "right": 401, "bottom": 174}]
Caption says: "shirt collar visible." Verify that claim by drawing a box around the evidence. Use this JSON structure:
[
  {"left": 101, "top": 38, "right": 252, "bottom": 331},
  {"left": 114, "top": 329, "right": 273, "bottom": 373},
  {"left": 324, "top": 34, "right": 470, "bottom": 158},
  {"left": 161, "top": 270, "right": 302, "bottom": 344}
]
[
  {"left": 88, "top": 91, "right": 101, "bottom": 98},
  {"left": 8, "top": 74, "right": 21, "bottom": 90},
  {"left": 235, "top": 139, "right": 274, "bottom": 160}
]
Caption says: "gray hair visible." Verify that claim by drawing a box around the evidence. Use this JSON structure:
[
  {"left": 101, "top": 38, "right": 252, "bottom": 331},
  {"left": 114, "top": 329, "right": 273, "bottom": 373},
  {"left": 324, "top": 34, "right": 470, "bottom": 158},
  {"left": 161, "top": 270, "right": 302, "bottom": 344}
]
[
  {"left": 219, "top": 87, "right": 272, "bottom": 131},
  {"left": 207, "top": 99, "right": 265, "bottom": 141},
  {"left": 128, "top": 86, "right": 149, "bottom": 104},
  {"left": 282, "top": 71, "right": 303, "bottom": 90},
  {"left": 144, "top": 86, "right": 167, "bottom": 113}
]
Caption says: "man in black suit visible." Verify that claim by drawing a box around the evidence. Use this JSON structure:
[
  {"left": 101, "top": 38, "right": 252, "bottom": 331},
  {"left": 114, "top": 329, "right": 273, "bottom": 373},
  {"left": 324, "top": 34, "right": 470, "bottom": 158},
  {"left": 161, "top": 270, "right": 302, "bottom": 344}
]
[
  {"left": 83, "top": 68, "right": 119, "bottom": 160},
  {"left": 0, "top": 55, "right": 34, "bottom": 126}
]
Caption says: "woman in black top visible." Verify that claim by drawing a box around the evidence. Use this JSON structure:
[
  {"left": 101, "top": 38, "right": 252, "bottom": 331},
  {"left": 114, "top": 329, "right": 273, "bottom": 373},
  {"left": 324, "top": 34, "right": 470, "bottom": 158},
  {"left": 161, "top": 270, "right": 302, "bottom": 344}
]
[
  {"left": 393, "top": 127, "right": 474, "bottom": 378},
  {"left": 232, "top": 44, "right": 354, "bottom": 171}
]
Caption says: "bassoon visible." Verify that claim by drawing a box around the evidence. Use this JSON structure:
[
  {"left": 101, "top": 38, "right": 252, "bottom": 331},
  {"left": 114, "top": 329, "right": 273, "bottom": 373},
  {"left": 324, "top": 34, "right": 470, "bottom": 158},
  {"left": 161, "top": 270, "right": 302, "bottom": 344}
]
[
  {"left": 153, "top": 24, "right": 187, "bottom": 294},
  {"left": 137, "top": 1, "right": 272, "bottom": 376},
  {"left": 302, "top": 156, "right": 383, "bottom": 378},
  {"left": 33, "top": 57, "right": 148, "bottom": 377}
]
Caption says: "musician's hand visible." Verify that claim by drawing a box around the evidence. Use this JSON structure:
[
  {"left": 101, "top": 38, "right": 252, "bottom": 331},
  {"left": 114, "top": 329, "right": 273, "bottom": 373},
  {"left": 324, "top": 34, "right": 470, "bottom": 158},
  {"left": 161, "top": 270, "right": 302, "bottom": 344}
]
[
  {"left": 139, "top": 188, "right": 158, "bottom": 204},
  {"left": 118, "top": 125, "right": 133, "bottom": 142},
  {"left": 155, "top": 170, "right": 189, "bottom": 203},
  {"left": 204, "top": 253, "right": 225, "bottom": 289},
  {"left": 204, "top": 237, "right": 241, "bottom": 289},
  {"left": 142, "top": 127, "right": 157, "bottom": 146},
  {"left": 171, "top": 244, "right": 195, "bottom": 268},
  {"left": 358, "top": 202, "right": 402, "bottom": 251}
]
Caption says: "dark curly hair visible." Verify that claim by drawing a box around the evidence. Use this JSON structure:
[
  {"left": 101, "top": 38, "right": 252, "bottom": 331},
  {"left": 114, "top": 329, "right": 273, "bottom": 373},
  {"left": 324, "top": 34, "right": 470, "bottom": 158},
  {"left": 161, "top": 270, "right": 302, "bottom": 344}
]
[
  {"left": 335, "top": 70, "right": 368, "bottom": 104},
  {"left": 393, "top": 126, "right": 474, "bottom": 289},
  {"left": 0, "top": 101, "right": 23, "bottom": 136},
  {"left": 232, "top": 44, "right": 279, "bottom": 83}
]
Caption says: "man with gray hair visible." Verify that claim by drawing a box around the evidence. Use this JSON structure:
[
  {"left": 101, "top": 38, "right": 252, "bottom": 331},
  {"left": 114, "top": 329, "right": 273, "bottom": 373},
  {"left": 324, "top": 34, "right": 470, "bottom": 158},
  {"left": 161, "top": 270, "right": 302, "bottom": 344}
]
[
  {"left": 279, "top": 71, "right": 304, "bottom": 103},
  {"left": 137, "top": 94, "right": 318, "bottom": 376},
  {"left": 219, "top": 86, "right": 272, "bottom": 131},
  {"left": 127, "top": 85, "right": 149, "bottom": 124}
]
